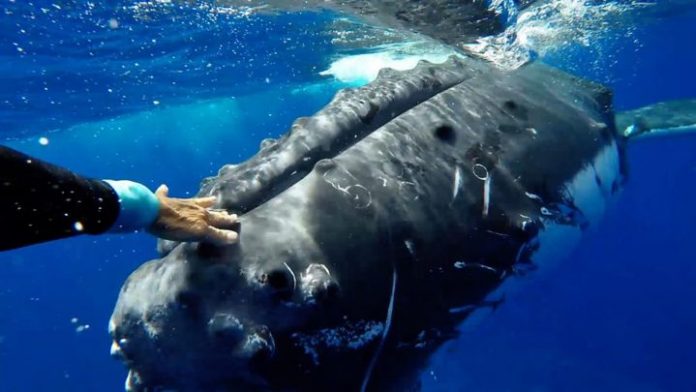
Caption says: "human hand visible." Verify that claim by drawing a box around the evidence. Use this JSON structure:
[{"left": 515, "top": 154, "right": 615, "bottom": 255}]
[{"left": 147, "top": 184, "right": 239, "bottom": 245}]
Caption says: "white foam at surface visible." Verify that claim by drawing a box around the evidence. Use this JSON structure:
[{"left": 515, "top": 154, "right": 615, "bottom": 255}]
[
  {"left": 468, "top": 0, "right": 652, "bottom": 69},
  {"left": 320, "top": 43, "right": 460, "bottom": 85}
]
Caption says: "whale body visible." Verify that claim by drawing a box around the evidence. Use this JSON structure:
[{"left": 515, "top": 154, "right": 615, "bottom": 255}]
[{"left": 109, "top": 56, "right": 628, "bottom": 391}]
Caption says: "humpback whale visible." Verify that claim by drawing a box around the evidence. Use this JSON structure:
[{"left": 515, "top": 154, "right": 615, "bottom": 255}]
[
  {"left": 109, "top": 54, "right": 657, "bottom": 390},
  {"left": 107, "top": 4, "right": 696, "bottom": 391}
]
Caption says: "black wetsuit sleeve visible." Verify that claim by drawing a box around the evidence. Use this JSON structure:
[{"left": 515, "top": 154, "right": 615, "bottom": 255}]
[{"left": 0, "top": 145, "right": 120, "bottom": 250}]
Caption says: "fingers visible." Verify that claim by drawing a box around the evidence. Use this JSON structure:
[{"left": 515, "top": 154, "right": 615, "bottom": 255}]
[
  {"left": 155, "top": 184, "right": 169, "bottom": 198},
  {"left": 203, "top": 226, "right": 239, "bottom": 245},
  {"left": 203, "top": 211, "right": 239, "bottom": 246},
  {"left": 207, "top": 211, "right": 238, "bottom": 228},
  {"left": 193, "top": 196, "right": 217, "bottom": 208},
  {"left": 156, "top": 185, "right": 216, "bottom": 208}
]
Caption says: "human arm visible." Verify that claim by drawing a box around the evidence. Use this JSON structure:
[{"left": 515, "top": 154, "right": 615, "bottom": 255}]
[{"left": 0, "top": 145, "right": 237, "bottom": 251}]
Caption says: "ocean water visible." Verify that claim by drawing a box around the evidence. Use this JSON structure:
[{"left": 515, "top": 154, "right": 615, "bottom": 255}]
[{"left": 0, "top": 1, "right": 695, "bottom": 391}]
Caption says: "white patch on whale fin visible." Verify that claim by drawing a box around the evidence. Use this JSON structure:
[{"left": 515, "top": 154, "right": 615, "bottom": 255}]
[
  {"left": 617, "top": 99, "right": 696, "bottom": 140},
  {"left": 562, "top": 141, "right": 621, "bottom": 225},
  {"left": 526, "top": 141, "right": 620, "bottom": 274},
  {"left": 478, "top": 139, "right": 623, "bottom": 302},
  {"left": 627, "top": 123, "right": 696, "bottom": 141}
]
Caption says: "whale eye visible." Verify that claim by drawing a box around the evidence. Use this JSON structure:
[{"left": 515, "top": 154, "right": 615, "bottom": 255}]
[
  {"left": 267, "top": 270, "right": 290, "bottom": 290},
  {"left": 175, "top": 290, "right": 204, "bottom": 319},
  {"left": 258, "top": 266, "right": 296, "bottom": 300},
  {"left": 197, "top": 242, "right": 225, "bottom": 258}
]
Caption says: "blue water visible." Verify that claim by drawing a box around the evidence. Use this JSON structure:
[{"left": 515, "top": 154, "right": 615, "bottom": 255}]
[{"left": 1, "top": 1, "right": 695, "bottom": 391}]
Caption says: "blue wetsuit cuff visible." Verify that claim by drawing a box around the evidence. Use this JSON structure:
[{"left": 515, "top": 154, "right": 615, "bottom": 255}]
[{"left": 103, "top": 180, "right": 161, "bottom": 233}]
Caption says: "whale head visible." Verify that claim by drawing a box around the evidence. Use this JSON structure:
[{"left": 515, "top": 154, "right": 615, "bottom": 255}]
[{"left": 108, "top": 211, "right": 383, "bottom": 391}]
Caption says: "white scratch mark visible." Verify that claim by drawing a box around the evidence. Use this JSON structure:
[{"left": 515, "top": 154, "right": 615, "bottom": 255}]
[
  {"left": 404, "top": 240, "right": 416, "bottom": 256},
  {"left": 525, "top": 192, "right": 544, "bottom": 202},
  {"left": 449, "top": 305, "right": 476, "bottom": 314},
  {"left": 452, "top": 166, "right": 462, "bottom": 202},
  {"left": 283, "top": 262, "right": 297, "bottom": 293},
  {"left": 485, "top": 230, "right": 510, "bottom": 238},
  {"left": 466, "top": 109, "right": 482, "bottom": 119},
  {"left": 361, "top": 267, "right": 397, "bottom": 392},
  {"left": 454, "top": 261, "right": 499, "bottom": 274},
  {"left": 482, "top": 175, "right": 492, "bottom": 218},
  {"left": 521, "top": 219, "right": 532, "bottom": 231}
]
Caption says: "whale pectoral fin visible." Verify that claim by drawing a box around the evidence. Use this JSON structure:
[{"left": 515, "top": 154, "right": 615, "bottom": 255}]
[{"left": 617, "top": 99, "right": 696, "bottom": 140}]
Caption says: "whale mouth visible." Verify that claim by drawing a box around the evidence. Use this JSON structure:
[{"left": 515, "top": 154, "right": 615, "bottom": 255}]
[
  {"left": 107, "top": 247, "right": 343, "bottom": 391},
  {"left": 109, "top": 311, "right": 276, "bottom": 391},
  {"left": 107, "top": 258, "right": 284, "bottom": 391}
]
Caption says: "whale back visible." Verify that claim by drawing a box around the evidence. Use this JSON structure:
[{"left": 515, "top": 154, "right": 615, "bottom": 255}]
[{"left": 113, "top": 57, "right": 627, "bottom": 391}]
